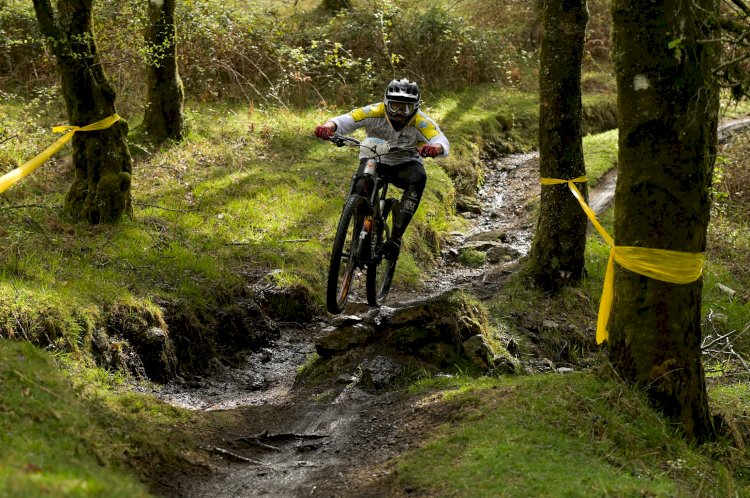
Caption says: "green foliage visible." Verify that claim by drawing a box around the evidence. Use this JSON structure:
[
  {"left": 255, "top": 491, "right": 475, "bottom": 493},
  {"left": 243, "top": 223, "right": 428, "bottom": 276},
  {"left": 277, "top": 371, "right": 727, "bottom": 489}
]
[
  {"left": 0, "top": 0, "right": 54, "bottom": 92},
  {"left": 0, "top": 0, "right": 546, "bottom": 113}
]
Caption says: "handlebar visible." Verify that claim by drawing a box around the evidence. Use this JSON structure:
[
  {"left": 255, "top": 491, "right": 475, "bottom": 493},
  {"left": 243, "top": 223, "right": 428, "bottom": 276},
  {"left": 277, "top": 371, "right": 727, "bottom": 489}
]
[{"left": 327, "top": 133, "right": 424, "bottom": 158}]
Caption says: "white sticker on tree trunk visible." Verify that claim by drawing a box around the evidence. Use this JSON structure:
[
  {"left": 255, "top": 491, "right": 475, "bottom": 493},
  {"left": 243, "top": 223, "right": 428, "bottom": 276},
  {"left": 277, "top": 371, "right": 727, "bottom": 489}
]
[{"left": 634, "top": 74, "right": 650, "bottom": 91}]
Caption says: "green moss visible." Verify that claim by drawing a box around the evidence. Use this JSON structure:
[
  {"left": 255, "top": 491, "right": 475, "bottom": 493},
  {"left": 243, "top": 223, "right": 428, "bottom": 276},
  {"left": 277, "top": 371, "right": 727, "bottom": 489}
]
[
  {"left": 398, "top": 373, "right": 741, "bottom": 497},
  {"left": 0, "top": 340, "right": 201, "bottom": 497}
]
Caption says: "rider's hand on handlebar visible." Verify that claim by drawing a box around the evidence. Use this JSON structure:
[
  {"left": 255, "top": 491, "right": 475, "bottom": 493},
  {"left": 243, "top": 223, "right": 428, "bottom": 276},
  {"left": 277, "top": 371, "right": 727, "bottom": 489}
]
[
  {"left": 315, "top": 124, "right": 335, "bottom": 139},
  {"left": 418, "top": 144, "right": 442, "bottom": 158}
]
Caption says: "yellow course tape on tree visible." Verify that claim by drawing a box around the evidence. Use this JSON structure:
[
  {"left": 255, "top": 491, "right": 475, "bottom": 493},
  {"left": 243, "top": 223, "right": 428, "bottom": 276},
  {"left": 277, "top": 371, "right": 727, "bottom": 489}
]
[
  {"left": 541, "top": 177, "right": 704, "bottom": 344},
  {"left": 0, "top": 114, "right": 121, "bottom": 195}
]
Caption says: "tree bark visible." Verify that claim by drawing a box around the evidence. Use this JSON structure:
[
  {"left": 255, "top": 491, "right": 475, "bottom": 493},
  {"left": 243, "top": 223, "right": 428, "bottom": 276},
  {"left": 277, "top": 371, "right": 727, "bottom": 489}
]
[
  {"left": 610, "top": 0, "right": 719, "bottom": 441},
  {"left": 33, "top": 0, "right": 132, "bottom": 224},
  {"left": 527, "top": 0, "right": 589, "bottom": 292},
  {"left": 143, "top": 0, "right": 185, "bottom": 143}
]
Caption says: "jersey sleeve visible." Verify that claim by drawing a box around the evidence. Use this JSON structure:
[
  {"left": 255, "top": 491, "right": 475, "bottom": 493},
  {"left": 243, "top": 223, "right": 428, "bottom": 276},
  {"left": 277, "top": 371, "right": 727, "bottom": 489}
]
[
  {"left": 330, "top": 103, "right": 386, "bottom": 136},
  {"left": 413, "top": 112, "right": 450, "bottom": 157}
]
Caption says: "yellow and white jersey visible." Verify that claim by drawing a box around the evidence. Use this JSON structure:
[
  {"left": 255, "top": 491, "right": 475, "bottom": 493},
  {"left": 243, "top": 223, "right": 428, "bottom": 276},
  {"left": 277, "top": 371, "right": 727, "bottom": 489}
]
[{"left": 330, "top": 102, "right": 450, "bottom": 166}]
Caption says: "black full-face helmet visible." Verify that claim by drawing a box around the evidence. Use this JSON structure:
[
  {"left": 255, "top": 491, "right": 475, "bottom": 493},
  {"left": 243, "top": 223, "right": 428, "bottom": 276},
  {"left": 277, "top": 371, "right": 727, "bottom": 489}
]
[{"left": 384, "top": 78, "right": 420, "bottom": 131}]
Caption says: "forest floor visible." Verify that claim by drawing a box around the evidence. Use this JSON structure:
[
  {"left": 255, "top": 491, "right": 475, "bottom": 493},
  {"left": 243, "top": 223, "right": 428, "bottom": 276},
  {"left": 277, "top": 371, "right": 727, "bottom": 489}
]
[
  {"left": 150, "top": 117, "right": 750, "bottom": 498},
  {"left": 149, "top": 149, "right": 586, "bottom": 498}
]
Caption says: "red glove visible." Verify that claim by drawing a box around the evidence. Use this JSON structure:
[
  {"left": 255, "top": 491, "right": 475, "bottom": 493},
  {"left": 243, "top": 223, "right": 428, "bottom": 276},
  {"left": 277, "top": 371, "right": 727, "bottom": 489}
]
[
  {"left": 419, "top": 144, "right": 441, "bottom": 158},
  {"left": 315, "top": 125, "right": 334, "bottom": 139}
]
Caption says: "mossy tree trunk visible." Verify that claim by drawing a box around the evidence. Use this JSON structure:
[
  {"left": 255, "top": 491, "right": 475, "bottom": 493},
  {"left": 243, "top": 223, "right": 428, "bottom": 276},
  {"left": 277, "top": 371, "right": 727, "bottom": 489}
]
[
  {"left": 610, "top": 0, "right": 719, "bottom": 441},
  {"left": 527, "top": 0, "right": 589, "bottom": 292},
  {"left": 143, "top": 0, "right": 185, "bottom": 143},
  {"left": 33, "top": 0, "right": 132, "bottom": 224}
]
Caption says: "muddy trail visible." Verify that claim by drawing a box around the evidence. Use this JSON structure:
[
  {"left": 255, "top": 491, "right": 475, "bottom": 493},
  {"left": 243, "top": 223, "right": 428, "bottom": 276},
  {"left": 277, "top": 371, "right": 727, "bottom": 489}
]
[
  {"left": 153, "top": 117, "right": 749, "bottom": 498},
  {"left": 150, "top": 149, "right": 580, "bottom": 498}
]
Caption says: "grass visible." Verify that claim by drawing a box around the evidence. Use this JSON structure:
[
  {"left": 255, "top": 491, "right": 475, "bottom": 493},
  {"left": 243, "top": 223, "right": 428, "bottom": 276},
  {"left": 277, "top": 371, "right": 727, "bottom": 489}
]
[
  {"left": 583, "top": 128, "right": 618, "bottom": 187},
  {"left": 0, "top": 340, "right": 202, "bottom": 497},
  {"left": 398, "top": 373, "right": 746, "bottom": 497}
]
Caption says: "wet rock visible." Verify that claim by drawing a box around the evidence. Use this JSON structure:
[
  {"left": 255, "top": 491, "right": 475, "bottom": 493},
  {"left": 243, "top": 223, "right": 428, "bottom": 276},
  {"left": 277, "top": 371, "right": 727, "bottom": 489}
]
[
  {"left": 481, "top": 262, "right": 518, "bottom": 284},
  {"left": 486, "top": 243, "right": 522, "bottom": 264},
  {"left": 383, "top": 290, "right": 486, "bottom": 342},
  {"left": 259, "top": 348, "right": 273, "bottom": 363},
  {"left": 460, "top": 240, "right": 504, "bottom": 252},
  {"left": 455, "top": 194, "right": 482, "bottom": 214},
  {"left": 243, "top": 372, "right": 267, "bottom": 390},
  {"left": 330, "top": 315, "right": 363, "bottom": 327},
  {"left": 465, "top": 230, "right": 509, "bottom": 243},
  {"left": 506, "top": 337, "right": 519, "bottom": 357},
  {"left": 390, "top": 326, "right": 431, "bottom": 352},
  {"left": 531, "top": 357, "right": 555, "bottom": 373},
  {"left": 359, "top": 356, "right": 407, "bottom": 391},
  {"left": 336, "top": 374, "right": 358, "bottom": 384},
  {"left": 138, "top": 326, "right": 178, "bottom": 382},
  {"left": 492, "top": 354, "right": 518, "bottom": 375},
  {"left": 315, "top": 323, "right": 377, "bottom": 358},
  {"left": 417, "top": 342, "right": 459, "bottom": 367},
  {"left": 462, "top": 335, "right": 493, "bottom": 370},
  {"left": 306, "top": 291, "right": 511, "bottom": 389}
]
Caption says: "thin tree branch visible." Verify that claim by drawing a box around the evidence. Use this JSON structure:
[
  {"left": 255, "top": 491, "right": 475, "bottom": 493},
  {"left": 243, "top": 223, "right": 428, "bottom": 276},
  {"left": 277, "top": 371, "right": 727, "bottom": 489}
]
[{"left": 728, "top": 0, "right": 750, "bottom": 17}]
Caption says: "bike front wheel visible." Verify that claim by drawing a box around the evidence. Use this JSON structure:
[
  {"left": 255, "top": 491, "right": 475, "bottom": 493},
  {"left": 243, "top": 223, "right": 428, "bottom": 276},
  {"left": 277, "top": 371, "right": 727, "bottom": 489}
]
[
  {"left": 327, "top": 195, "right": 367, "bottom": 314},
  {"left": 366, "top": 199, "right": 399, "bottom": 307}
]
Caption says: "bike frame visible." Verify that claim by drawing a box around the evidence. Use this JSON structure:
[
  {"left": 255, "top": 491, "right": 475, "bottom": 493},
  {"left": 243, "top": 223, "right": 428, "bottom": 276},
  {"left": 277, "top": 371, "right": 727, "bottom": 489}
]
[
  {"left": 345, "top": 160, "right": 389, "bottom": 267},
  {"left": 326, "top": 134, "right": 418, "bottom": 312}
]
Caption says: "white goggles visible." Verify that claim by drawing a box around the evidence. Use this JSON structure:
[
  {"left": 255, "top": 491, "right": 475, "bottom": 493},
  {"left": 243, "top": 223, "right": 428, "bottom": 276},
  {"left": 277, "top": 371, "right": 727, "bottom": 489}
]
[{"left": 386, "top": 100, "right": 416, "bottom": 115}]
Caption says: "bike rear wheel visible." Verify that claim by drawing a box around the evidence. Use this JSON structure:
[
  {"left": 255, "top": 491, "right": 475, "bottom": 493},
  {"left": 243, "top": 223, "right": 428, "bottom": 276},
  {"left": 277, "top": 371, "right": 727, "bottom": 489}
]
[
  {"left": 327, "top": 195, "right": 367, "bottom": 314},
  {"left": 366, "top": 199, "right": 399, "bottom": 306}
]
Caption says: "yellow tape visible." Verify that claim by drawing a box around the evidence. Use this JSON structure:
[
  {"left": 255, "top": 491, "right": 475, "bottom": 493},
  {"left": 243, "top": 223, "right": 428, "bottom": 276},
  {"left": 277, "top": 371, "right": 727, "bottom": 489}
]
[
  {"left": 541, "top": 177, "right": 704, "bottom": 344},
  {"left": 0, "top": 114, "right": 121, "bottom": 195}
]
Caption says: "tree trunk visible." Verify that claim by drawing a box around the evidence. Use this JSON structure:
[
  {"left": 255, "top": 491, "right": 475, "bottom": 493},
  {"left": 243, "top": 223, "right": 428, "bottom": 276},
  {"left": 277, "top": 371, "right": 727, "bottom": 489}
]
[
  {"left": 610, "top": 0, "right": 719, "bottom": 441},
  {"left": 143, "top": 0, "right": 185, "bottom": 143},
  {"left": 527, "top": 0, "right": 589, "bottom": 292},
  {"left": 32, "top": 0, "right": 132, "bottom": 224}
]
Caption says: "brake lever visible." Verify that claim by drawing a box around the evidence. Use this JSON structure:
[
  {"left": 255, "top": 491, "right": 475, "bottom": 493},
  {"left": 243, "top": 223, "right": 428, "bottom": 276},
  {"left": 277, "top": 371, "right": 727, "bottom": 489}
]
[{"left": 329, "top": 135, "right": 346, "bottom": 147}]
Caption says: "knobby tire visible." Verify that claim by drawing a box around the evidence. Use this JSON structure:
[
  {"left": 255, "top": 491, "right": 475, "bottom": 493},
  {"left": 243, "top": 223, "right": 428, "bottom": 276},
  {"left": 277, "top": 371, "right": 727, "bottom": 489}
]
[{"left": 327, "top": 194, "right": 366, "bottom": 314}]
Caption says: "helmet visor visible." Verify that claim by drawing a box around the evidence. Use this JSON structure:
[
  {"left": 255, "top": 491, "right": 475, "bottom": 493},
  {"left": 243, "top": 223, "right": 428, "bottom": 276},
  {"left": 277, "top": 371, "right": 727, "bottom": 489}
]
[{"left": 386, "top": 100, "right": 416, "bottom": 116}]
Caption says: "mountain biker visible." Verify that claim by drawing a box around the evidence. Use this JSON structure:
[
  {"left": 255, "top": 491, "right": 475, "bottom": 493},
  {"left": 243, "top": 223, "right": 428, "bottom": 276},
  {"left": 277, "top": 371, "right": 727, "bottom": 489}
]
[{"left": 314, "top": 78, "right": 450, "bottom": 260}]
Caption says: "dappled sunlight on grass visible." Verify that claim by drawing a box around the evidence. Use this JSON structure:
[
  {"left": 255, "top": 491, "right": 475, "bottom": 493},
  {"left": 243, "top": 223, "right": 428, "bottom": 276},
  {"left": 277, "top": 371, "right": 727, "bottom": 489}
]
[{"left": 398, "top": 374, "right": 742, "bottom": 497}]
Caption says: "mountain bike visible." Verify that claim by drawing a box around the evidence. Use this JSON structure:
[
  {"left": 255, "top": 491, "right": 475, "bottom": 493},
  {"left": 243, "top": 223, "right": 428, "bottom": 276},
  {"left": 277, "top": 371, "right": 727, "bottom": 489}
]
[{"left": 325, "top": 134, "right": 421, "bottom": 314}]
